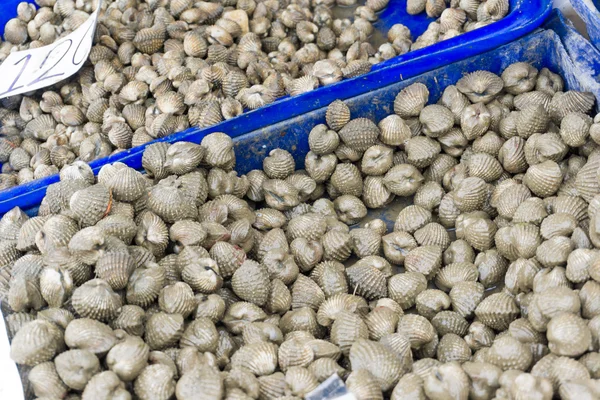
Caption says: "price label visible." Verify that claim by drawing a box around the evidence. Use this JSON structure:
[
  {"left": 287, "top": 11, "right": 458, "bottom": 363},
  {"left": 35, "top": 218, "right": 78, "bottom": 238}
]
[{"left": 0, "top": 0, "right": 103, "bottom": 99}]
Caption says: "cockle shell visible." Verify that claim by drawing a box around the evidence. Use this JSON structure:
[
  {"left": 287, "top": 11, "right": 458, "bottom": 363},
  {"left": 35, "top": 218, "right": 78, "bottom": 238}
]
[
  {"left": 338, "top": 118, "right": 380, "bottom": 152},
  {"left": 64, "top": 318, "right": 116, "bottom": 356},
  {"left": 394, "top": 83, "right": 429, "bottom": 118},
  {"left": 487, "top": 335, "right": 533, "bottom": 371},
  {"left": 349, "top": 339, "right": 404, "bottom": 391},
  {"left": 71, "top": 279, "right": 122, "bottom": 322},
  {"left": 10, "top": 320, "right": 63, "bottom": 366},
  {"left": 232, "top": 260, "right": 270, "bottom": 306},
  {"left": 404, "top": 245, "right": 443, "bottom": 279},
  {"left": 54, "top": 349, "right": 100, "bottom": 391},
  {"left": 456, "top": 71, "right": 504, "bottom": 104},
  {"left": 546, "top": 313, "right": 592, "bottom": 357},
  {"left": 475, "top": 291, "right": 519, "bottom": 330}
]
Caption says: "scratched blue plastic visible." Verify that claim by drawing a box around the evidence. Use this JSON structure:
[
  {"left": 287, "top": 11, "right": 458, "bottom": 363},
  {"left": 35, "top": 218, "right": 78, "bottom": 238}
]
[
  {"left": 569, "top": 0, "right": 600, "bottom": 51},
  {"left": 0, "top": 0, "right": 551, "bottom": 214},
  {"left": 5, "top": 11, "right": 600, "bottom": 219}
]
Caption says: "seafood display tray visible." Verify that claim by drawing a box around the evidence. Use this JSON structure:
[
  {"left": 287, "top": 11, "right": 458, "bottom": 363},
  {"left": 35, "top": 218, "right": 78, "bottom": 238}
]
[
  {"left": 0, "top": 0, "right": 552, "bottom": 215},
  {"left": 569, "top": 0, "right": 600, "bottom": 50},
  {"left": 0, "top": 10, "right": 595, "bottom": 220},
  {"left": 1, "top": 11, "right": 600, "bottom": 400}
]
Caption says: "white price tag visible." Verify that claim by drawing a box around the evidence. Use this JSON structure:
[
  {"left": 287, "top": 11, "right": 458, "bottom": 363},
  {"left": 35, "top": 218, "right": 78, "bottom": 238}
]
[{"left": 0, "top": 0, "right": 103, "bottom": 99}]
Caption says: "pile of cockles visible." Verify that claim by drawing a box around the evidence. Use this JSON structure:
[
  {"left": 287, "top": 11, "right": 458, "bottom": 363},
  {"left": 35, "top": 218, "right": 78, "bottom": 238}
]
[
  {"left": 0, "top": 0, "right": 510, "bottom": 192},
  {"left": 4, "top": 60, "right": 600, "bottom": 400}
]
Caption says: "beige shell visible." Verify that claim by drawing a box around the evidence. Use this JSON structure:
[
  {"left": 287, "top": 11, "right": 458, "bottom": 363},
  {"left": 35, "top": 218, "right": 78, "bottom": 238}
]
[
  {"left": 64, "top": 318, "right": 116, "bottom": 355},
  {"left": 379, "top": 115, "right": 411, "bottom": 146},
  {"left": 144, "top": 312, "right": 185, "bottom": 351},
  {"left": 475, "top": 291, "right": 519, "bottom": 330},
  {"left": 350, "top": 339, "right": 404, "bottom": 391},
  {"left": 486, "top": 335, "right": 533, "bottom": 371},
  {"left": 54, "top": 349, "right": 101, "bottom": 390},
  {"left": 404, "top": 245, "right": 443, "bottom": 279},
  {"left": 546, "top": 313, "right": 592, "bottom": 357},
  {"left": 326, "top": 100, "right": 351, "bottom": 131},
  {"left": 338, "top": 118, "right": 380, "bottom": 152},
  {"left": 397, "top": 314, "right": 436, "bottom": 350},
  {"left": 330, "top": 311, "right": 369, "bottom": 355},
  {"left": 10, "top": 320, "right": 63, "bottom": 366},
  {"left": 415, "top": 289, "right": 451, "bottom": 319},
  {"left": 134, "top": 364, "right": 176, "bottom": 400},
  {"left": 437, "top": 333, "right": 471, "bottom": 363},
  {"left": 394, "top": 83, "right": 429, "bottom": 118},
  {"left": 231, "top": 260, "right": 270, "bottom": 306},
  {"left": 71, "top": 279, "right": 122, "bottom": 322},
  {"left": 231, "top": 342, "right": 278, "bottom": 376},
  {"left": 390, "top": 373, "right": 425, "bottom": 400}
]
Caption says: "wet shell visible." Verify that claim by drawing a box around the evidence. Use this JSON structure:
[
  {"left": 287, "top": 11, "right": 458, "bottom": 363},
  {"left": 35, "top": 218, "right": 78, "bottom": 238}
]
[
  {"left": 453, "top": 177, "right": 488, "bottom": 212},
  {"left": 420, "top": 105, "right": 454, "bottom": 138},
  {"left": 69, "top": 184, "right": 112, "bottom": 227},
  {"left": 181, "top": 258, "right": 222, "bottom": 294},
  {"left": 405, "top": 136, "right": 441, "bottom": 168},
  {"left": 29, "top": 361, "right": 69, "bottom": 399},
  {"left": 71, "top": 278, "right": 122, "bottom": 322},
  {"left": 350, "top": 339, "right": 404, "bottom": 391},
  {"left": 397, "top": 314, "right": 436, "bottom": 350},
  {"left": 111, "top": 305, "right": 146, "bottom": 336},
  {"left": 330, "top": 311, "right": 369, "bottom": 355},
  {"left": 148, "top": 177, "right": 198, "bottom": 224},
  {"left": 133, "top": 24, "right": 166, "bottom": 54},
  {"left": 345, "top": 263, "right": 387, "bottom": 300},
  {"left": 436, "top": 333, "right": 471, "bottom": 363},
  {"left": 308, "top": 124, "right": 340, "bottom": 155},
  {"left": 404, "top": 245, "right": 443, "bottom": 280},
  {"left": 549, "top": 91, "right": 595, "bottom": 122},
  {"left": 434, "top": 262, "right": 479, "bottom": 291},
  {"left": 502, "top": 62, "right": 538, "bottom": 94},
  {"left": 231, "top": 342, "right": 278, "bottom": 376},
  {"left": 338, "top": 118, "right": 380, "bottom": 152},
  {"left": 263, "top": 149, "right": 295, "bottom": 179},
  {"left": 486, "top": 335, "right": 533, "bottom": 371},
  {"left": 523, "top": 160, "right": 563, "bottom": 197},
  {"left": 456, "top": 71, "right": 504, "bottom": 104},
  {"left": 144, "top": 312, "right": 185, "bottom": 351},
  {"left": 232, "top": 260, "right": 270, "bottom": 306},
  {"left": 467, "top": 152, "right": 503, "bottom": 182},
  {"left": 134, "top": 364, "right": 176, "bottom": 400},
  {"left": 10, "top": 320, "right": 63, "bottom": 366},
  {"left": 95, "top": 252, "right": 136, "bottom": 290},
  {"left": 394, "top": 205, "right": 432, "bottom": 233},
  {"left": 127, "top": 262, "right": 167, "bottom": 307},
  {"left": 379, "top": 115, "right": 411, "bottom": 146},
  {"left": 423, "top": 362, "right": 470, "bottom": 400},
  {"left": 201, "top": 132, "right": 235, "bottom": 170},
  {"left": 475, "top": 291, "right": 519, "bottom": 330},
  {"left": 381, "top": 231, "right": 418, "bottom": 265},
  {"left": 546, "top": 313, "right": 592, "bottom": 357},
  {"left": 394, "top": 83, "right": 429, "bottom": 118},
  {"left": 158, "top": 282, "right": 196, "bottom": 318},
  {"left": 64, "top": 318, "right": 116, "bottom": 355},
  {"left": 54, "top": 349, "right": 101, "bottom": 390},
  {"left": 414, "top": 222, "right": 451, "bottom": 249},
  {"left": 106, "top": 336, "right": 150, "bottom": 382}
]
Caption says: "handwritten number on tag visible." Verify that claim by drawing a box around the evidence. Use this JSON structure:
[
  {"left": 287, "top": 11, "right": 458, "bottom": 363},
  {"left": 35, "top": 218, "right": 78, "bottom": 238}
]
[
  {"left": 0, "top": 54, "right": 31, "bottom": 97},
  {"left": 72, "top": 22, "right": 94, "bottom": 65},
  {"left": 28, "top": 39, "right": 73, "bottom": 86}
]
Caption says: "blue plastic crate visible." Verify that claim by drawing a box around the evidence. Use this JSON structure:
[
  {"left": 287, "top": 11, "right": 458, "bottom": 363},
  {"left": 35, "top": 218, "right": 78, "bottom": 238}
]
[
  {"left": 0, "top": 0, "right": 551, "bottom": 214},
  {"left": 570, "top": 0, "right": 600, "bottom": 50},
  {"left": 3, "top": 11, "right": 598, "bottom": 220}
]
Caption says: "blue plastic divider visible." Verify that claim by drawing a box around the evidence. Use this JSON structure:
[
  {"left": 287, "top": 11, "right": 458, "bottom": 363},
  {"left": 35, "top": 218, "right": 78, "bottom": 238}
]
[
  {"left": 569, "top": 0, "right": 600, "bottom": 50},
  {"left": 0, "top": 0, "right": 552, "bottom": 215}
]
